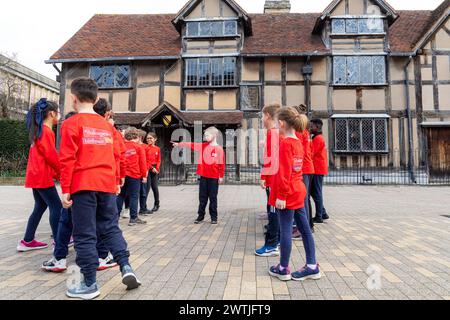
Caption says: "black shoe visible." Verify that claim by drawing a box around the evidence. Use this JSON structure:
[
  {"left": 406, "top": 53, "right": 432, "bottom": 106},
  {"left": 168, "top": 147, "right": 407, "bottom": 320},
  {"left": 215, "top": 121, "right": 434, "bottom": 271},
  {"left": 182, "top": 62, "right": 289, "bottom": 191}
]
[
  {"left": 311, "top": 226, "right": 315, "bottom": 233},
  {"left": 151, "top": 205, "right": 160, "bottom": 212},
  {"left": 313, "top": 216, "right": 324, "bottom": 224},
  {"left": 211, "top": 220, "right": 218, "bottom": 225},
  {"left": 194, "top": 217, "right": 204, "bottom": 224},
  {"left": 140, "top": 209, "right": 153, "bottom": 216},
  {"left": 322, "top": 213, "right": 330, "bottom": 220}
]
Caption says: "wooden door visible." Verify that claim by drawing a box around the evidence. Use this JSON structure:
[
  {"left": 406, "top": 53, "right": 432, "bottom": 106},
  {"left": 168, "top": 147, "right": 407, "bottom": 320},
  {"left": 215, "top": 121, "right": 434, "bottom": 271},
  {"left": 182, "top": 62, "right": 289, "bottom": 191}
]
[{"left": 426, "top": 127, "right": 450, "bottom": 181}]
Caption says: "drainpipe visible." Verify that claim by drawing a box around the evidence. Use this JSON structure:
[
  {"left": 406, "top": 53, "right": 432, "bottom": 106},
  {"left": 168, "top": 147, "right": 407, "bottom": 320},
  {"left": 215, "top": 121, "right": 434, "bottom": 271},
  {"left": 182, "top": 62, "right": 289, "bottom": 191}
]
[
  {"left": 404, "top": 56, "right": 416, "bottom": 183},
  {"left": 302, "top": 56, "right": 313, "bottom": 118},
  {"left": 52, "top": 63, "right": 64, "bottom": 149}
]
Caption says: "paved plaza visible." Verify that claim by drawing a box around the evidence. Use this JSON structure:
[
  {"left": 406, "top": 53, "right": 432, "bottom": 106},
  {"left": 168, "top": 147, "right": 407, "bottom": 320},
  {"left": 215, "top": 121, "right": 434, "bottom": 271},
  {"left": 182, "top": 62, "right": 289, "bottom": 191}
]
[{"left": 0, "top": 185, "right": 449, "bottom": 300}]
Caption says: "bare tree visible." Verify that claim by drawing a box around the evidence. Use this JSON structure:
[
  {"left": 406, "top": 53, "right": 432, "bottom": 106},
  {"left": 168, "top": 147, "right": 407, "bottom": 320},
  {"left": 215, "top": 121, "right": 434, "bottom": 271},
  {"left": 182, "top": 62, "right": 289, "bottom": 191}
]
[{"left": 0, "top": 53, "right": 23, "bottom": 118}]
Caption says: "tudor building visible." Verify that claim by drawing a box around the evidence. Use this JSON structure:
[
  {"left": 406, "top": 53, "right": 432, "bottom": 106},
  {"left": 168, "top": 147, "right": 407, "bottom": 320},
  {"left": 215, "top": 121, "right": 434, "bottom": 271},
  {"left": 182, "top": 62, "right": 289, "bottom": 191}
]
[{"left": 47, "top": 0, "right": 450, "bottom": 183}]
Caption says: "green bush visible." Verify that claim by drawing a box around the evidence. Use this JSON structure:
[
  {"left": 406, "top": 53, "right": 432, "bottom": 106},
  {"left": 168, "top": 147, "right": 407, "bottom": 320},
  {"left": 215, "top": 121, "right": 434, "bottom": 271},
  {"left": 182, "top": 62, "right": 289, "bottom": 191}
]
[{"left": 0, "top": 119, "right": 30, "bottom": 176}]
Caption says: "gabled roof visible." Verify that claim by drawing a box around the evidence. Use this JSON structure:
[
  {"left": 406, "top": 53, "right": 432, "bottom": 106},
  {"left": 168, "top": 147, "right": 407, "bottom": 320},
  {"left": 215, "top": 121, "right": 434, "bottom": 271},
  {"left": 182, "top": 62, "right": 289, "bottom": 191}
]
[
  {"left": 47, "top": 14, "right": 181, "bottom": 63},
  {"left": 242, "top": 13, "right": 329, "bottom": 56},
  {"left": 171, "top": 0, "right": 252, "bottom": 35},
  {"left": 314, "top": 0, "right": 399, "bottom": 33}
]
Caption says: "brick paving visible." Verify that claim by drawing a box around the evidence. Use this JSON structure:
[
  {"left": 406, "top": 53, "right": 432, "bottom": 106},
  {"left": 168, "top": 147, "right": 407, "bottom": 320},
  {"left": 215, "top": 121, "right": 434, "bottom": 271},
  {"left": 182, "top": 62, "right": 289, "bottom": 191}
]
[{"left": 0, "top": 185, "right": 449, "bottom": 300}]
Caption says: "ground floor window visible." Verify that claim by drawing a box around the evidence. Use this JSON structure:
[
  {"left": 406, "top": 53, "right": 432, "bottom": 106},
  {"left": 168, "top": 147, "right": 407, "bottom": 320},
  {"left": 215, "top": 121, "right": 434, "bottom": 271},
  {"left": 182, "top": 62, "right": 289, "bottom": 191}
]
[{"left": 334, "top": 116, "right": 388, "bottom": 153}]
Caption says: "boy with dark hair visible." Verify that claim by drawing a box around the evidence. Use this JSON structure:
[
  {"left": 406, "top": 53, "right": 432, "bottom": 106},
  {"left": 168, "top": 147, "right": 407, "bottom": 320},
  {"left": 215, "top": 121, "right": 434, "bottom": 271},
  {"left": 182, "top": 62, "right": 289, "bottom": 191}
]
[
  {"left": 172, "top": 127, "right": 225, "bottom": 225},
  {"left": 310, "top": 119, "right": 330, "bottom": 224},
  {"left": 140, "top": 132, "right": 161, "bottom": 215},
  {"left": 117, "top": 128, "right": 148, "bottom": 226},
  {"left": 60, "top": 78, "right": 140, "bottom": 299}
]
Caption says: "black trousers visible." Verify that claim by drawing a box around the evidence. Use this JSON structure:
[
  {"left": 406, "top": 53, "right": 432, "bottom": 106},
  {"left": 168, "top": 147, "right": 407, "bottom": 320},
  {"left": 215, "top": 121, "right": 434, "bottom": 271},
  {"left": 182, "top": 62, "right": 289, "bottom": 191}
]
[
  {"left": 140, "top": 170, "right": 160, "bottom": 211},
  {"left": 198, "top": 177, "right": 219, "bottom": 221}
]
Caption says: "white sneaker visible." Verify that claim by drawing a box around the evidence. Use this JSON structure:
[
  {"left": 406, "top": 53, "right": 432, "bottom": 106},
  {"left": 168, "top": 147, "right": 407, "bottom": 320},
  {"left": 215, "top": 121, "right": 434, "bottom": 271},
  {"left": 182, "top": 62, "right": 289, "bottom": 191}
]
[
  {"left": 122, "top": 208, "right": 130, "bottom": 219},
  {"left": 98, "top": 253, "right": 118, "bottom": 271},
  {"left": 42, "top": 257, "right": 67, "bottom": 273}
]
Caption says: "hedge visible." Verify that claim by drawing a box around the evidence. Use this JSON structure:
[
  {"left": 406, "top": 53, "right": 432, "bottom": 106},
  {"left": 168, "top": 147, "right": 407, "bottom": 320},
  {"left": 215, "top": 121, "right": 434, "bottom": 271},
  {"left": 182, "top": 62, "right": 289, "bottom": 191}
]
[{"left": 0, "top": 119, "right": 30, "bottom": 176}]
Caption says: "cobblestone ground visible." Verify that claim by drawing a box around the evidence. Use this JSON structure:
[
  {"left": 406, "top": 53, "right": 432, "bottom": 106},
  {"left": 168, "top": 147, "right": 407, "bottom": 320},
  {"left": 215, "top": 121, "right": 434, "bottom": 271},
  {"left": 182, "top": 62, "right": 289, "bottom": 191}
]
[{"left": 0, "top": 185, "right": 449, "bottom": 300}]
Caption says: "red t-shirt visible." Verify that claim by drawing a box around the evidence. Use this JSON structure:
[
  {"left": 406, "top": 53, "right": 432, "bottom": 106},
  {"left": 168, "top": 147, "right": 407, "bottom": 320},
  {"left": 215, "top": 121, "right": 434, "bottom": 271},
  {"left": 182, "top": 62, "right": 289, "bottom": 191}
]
[
  {"left": 59, "top": 113, "right": 120, "bottom": 195},
  {"left": 179, "top": 142, "right": 225, "bottom": 179},
  {"left": 311, "top": 134, "right": 328, "bottom": 175},
  {"left": 296, "top": 130, "right": 314, "bottom": 175},
  {"left": 269, "top": 137, "right": 306, "bottom": 210},
  {"left": 261, "top": 128, "right": 283, "bottom": 188},
  {"left": 124, "top": 141, "right": 148, "bottom": 180},
  {"left": 146, "top": 145, "right": 161, "bottom": 172},
  {"left": 25, "top": 125, "right": 60, "bottom": 189}
]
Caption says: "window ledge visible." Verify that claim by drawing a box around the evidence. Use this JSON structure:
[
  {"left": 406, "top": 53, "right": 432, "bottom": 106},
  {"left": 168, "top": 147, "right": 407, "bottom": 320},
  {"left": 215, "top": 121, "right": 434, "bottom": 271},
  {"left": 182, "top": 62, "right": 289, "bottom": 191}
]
[
  {"left": 183, "top": 85, "right": 239, "bottom": 90},
  {"left": 332, "top": 83, "right": 388, "bottom": 88},
  {"left": 330, "top": 33, "right": 386, "bottom": 37},
  {"left": 184, "top": 35, "right": 240, "bottom": 40}
]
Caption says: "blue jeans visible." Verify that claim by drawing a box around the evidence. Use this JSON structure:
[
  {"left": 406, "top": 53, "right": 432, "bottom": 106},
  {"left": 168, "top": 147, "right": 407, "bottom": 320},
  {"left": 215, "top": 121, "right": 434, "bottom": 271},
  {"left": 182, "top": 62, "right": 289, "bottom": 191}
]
[
  {"left": 71, "top": 191, "right": 130, "bottom": 287},
  {"left": 117, "top": 177, "right": 141, "bottom": 220},
  {"left": 279, "top": 208, "right": 317, "bottom": 268},
  {"left": 24, "top": 187, "right": 62, "bottom": 242},
  {"left": 54, "top": 208, "right": 109, "bottom": 261},
  {"left": 311, "top": 175, "right": 325, "bottom": 219},
  {"left": 303, "top": 174, "right": 314, "bottom": 228}
]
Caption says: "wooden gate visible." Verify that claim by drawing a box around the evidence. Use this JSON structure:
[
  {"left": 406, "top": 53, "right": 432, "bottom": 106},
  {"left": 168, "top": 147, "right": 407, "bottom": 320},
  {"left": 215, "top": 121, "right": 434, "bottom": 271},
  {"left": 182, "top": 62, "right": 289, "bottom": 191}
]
[{"left": 426, "top": 127, "right": 450, "bottom": 182}]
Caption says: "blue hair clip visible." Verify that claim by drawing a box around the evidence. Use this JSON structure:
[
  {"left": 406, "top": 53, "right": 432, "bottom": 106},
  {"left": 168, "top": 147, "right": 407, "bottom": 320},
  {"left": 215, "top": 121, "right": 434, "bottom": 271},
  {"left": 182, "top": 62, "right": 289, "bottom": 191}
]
[{"left": 26, "top": 98, "right": 48, "bottom": 140}]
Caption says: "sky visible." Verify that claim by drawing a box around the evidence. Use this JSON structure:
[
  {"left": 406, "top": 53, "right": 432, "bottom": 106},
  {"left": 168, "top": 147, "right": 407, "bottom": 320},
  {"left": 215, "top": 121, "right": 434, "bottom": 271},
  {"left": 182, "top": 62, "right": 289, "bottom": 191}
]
[{"left": 0, "top": 0, "right": 444, "bottom": 80}]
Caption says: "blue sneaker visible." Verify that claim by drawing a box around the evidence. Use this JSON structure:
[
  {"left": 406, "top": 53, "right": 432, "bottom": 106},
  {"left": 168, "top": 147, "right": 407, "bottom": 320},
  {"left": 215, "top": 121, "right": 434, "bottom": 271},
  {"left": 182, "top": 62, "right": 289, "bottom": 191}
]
[
  {"left": 291, "top": 265, "right": 322, "bottom": 281},
  {"left": 66, "top": 280, "right": 100, "bottom": 300},
  {"left": 121, "top": 264, "right": 141, "bottom": 290},
  {"left": 269, "top": 264, "right": 291, "bottom": 281},
  {"left": 255, "top": 245, "right": 280, "bottom": 257}
]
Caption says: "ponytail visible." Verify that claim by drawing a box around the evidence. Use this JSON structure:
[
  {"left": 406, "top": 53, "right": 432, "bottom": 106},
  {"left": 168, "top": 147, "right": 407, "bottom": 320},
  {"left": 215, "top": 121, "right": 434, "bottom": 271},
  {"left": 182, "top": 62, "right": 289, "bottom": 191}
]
[
  {"left": 26, "top": 98, "right": 59, "bottom": 144},
  {"left": 277, "top": 107, "right": 308, "bottom": 133}
]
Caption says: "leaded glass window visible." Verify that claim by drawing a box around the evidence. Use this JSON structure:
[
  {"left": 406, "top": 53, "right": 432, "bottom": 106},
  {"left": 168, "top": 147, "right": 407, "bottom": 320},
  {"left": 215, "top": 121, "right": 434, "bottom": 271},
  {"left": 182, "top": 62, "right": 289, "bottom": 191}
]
[
  {"left": 333, "top": 56, "right": 386, "bottom": 85},
  {"left": 90, "top": 65, "right": 130, "bottom": 89},
  {"left": 185, "top": 57, "right": 236, "bottom": 87},
  {"left": 186, "top": 20, "right": 238, "bottom": 37},
  {"left": 332, "top": 18, "right": 385, "bottom": 34}
]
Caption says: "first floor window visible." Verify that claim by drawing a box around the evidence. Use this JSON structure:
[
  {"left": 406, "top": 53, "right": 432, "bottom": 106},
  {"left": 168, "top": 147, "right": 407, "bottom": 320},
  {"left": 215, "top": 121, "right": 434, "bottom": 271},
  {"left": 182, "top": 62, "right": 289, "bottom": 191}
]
[
  {"left": 333, "top": 56, "right": 386, "bottom": 85},
  {"left": 186, "top": 20, "right": 237, "bottom": 37},
  {"left": 334, "top": 117, "right": 388, "bottom": 153},
  {"left": 332, "top": 18, "right": 384, "bottom": 34},
  {"left": 90, "top": 64, "right": 130, "bottom": 88},
  {"left": 185, "top": 57, "right": 236, "bottom": 87}
]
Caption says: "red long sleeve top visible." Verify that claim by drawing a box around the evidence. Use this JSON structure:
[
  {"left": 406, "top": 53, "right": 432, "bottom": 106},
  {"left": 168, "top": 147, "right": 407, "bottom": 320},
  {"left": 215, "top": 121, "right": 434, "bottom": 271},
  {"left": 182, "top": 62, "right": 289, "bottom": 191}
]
[
  {"left": 269, "top": 137, "right": 306, "bottom": 210},
  {"left": 124, "top": 141, "right": 148, "bottom": 180},
  {"left": 296, "top": 130, "right": 315, "bottom": 175},
  {"left": 59, "top": 113, "right": 120, "bottom": 195},
  {"left": 311, "top": 133, "right": 329, "bottom": 176},
  {"left": 146, "top": 145, "right": 161, "bottom": 172},
  {"left": 113, "top": 128, "right": 127, "bottom": 179},
  {"left": 179, "top": 142, "right": 225, "bottom": 179},
  {"left": 261, "top": 128, "right": 283, "bottom": 188},
  {"left": 25, "top": 125, "right": 60, "bottom": 189}
]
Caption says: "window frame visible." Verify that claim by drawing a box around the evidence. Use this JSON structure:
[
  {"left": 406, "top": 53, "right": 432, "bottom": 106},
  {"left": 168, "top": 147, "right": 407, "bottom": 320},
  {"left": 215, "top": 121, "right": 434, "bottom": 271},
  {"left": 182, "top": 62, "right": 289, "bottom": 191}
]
[
  {"left": 332, "top": 55, "right": 387, "bottom": 86},
  {"left": 333, "top": 117, "right": 389, "bottom": 154},
  {"left": 185, "top": 20, "right": 238, "bottom": 38},
  {"left": 89, "top": 64, "right": 131, "bottom": 89},
  {"left": 184, "top": 57, "right": 237, "bottom": 88},
  {"left": 331, "top": 17, "right": 386, "bottom": 35}
]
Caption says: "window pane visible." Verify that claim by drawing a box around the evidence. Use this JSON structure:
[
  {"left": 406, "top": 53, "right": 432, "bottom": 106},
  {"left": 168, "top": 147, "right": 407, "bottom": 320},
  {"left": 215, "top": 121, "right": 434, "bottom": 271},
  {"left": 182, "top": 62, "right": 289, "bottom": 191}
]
[
  {"left": 223, "top": 57, "right": 236, "bottom": 86},
  {"left": 346, "top": 19, "right": 358, "bottom": 33},
  {"left": 332, "top": 19, "right": 345, "bottom": 34},
  {"left": 210, "top": 22, "right": 223, "bottom": 36},
  {"left": 186, "top": 59, "right": 198, "bottom": 86},
  {"left": 210, "top": 58, "right": 223, "bottom": 86},
  {"left": 333, "top": 56, "right": 347, "bottom": 84},
  {"left": 187, "top": 22, "right": 199, "bottom": 36},
  {"left": 335, "top": 119, "right": 348, "bottom": 151},
  {"left": 360, "top": 56, "right": 373, "bottom": 84},
  {"left": 90, "top": 66, "right": 104, "bottom": 87},
  {"left": 375, "top": 119, "right": 387, "bottom": 151},
  {"left": 373, "top": 56, "right": 386, "bottom": 84},
  {"left": 224, "top": 21, "right": 237, "bottom": 35},
  {"left": 346, "top": 56, "right": 360, "bottom": 84},
  {"left": 241, "top": 86, "right": 259, "bottom": 110},
  {"left": 361, "top": 119, "right": 374, "bottom": 151},
  {"left": 358, "top": 19, "right": 370, "bottom": 33},
  {"left": 198, "top": 58, "right": 210, "bottom": 86},
  {"left": 115, "top": 65, "right": 130, "bottom": 88},
  {"left": 367, "top": 18, "right": 384, "bottom": 33},
  {"left": 199, "top": 21, "right": 212, "bottom": 36},
  {"left": 348, "top": 119, "right": 361, "bottom": 151}
]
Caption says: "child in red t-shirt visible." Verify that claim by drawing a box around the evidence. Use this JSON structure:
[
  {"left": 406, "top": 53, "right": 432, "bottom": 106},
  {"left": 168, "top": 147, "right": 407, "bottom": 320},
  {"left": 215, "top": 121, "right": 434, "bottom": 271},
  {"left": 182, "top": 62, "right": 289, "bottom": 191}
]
[
  {"left": 310, "top": 119, "right": 330, "bottom": 223},
  {"left": 60, "top": 78, "right": 140, "bottom": 299},
  {"left": 172, "top": 126, "right": 225, "bottom": 224},
  {"left": 18, "top": 99, "right": 62, "bottom": 252},
  {"left": 255, "top": 103, "right": 282, "bottom": 257},
  {"left": 139, "top": 132, "right": 161, "bottom": 214},
  {"left": 117, "top": 128, "right": 148, "bottom": 226},
  {"left": 268, "top": 107, "right": 321, "bottom": 282}
]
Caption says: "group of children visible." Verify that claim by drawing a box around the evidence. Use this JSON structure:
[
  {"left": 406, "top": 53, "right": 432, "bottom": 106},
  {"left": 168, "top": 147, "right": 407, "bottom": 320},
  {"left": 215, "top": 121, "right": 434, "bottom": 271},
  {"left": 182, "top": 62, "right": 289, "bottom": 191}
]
[
  {"left": 17, "top": 78, "right": 161, "bottom": 300},
  {"left": 255, "top": 103, "right": 329, "bottom": 281}
]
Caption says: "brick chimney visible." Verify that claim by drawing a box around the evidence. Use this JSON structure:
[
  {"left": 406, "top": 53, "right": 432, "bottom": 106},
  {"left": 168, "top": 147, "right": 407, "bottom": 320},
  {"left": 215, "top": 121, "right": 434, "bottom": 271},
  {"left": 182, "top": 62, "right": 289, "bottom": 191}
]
[{"left": 264, "top": 0, "right": 291, "bottom": 13}]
